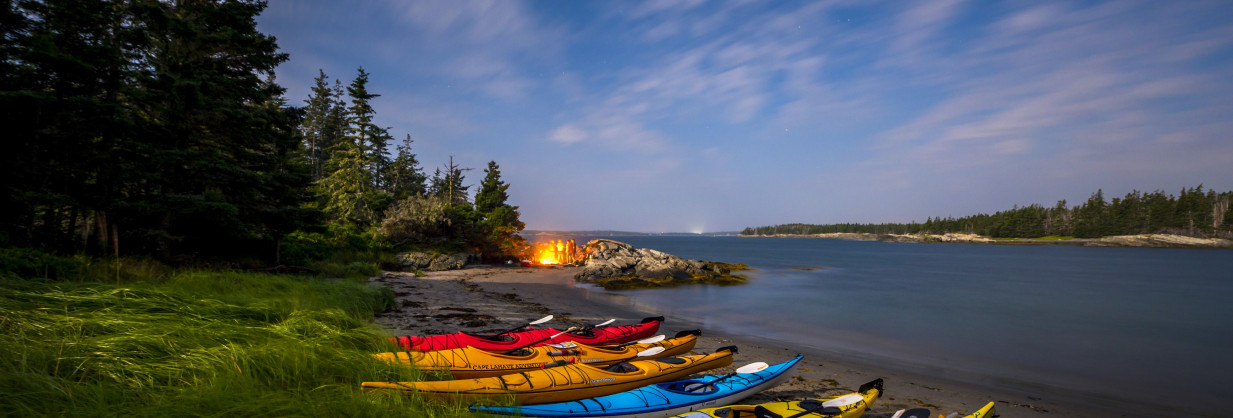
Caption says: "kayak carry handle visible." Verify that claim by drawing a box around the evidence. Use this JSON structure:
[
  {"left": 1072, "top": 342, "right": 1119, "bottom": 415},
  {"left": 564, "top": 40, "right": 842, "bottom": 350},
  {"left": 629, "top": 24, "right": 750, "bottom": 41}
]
[
  {"left": 640, "top": 316, "right": 666, "bottom": 324},
  {"left": 674, "top": 329, "right": 702, "bottom": 338},
  {"left": 716, "top": 345, "right": 738, "bottom": 354},
  {"left": 858, "top": 378, "right": 885, "bottom": 398}
]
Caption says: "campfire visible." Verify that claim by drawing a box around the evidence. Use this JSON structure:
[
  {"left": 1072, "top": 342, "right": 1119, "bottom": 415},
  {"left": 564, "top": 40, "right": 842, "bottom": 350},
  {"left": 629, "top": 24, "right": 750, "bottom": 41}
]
[{"left": 530, "top": 239, "right": 583, "bottom": 265}]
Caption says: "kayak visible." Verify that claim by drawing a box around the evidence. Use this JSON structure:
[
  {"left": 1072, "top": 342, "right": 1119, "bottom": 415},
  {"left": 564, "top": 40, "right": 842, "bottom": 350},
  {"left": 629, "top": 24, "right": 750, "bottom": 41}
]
[
  {"left": 362, "top": 346, "right": 738, "bottom": 405},
  {"left": 892, "top": 401, "right": 996, "bottom": 418},
  {"left": 671, "top": 378, "right": 883, "bottom": 418},
  {"left": 374, "top": 330, "right": 701, "bottom": 379},
  {"left": 471, "top": 355, "right": 804, "bottom": 417},
  {"left": 390, "top": 316, "right": 664, "bottom": 352}
]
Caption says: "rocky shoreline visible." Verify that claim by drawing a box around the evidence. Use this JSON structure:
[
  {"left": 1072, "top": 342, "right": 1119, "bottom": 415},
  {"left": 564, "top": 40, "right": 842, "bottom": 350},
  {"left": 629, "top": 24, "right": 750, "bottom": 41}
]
[
  {"left": 746, "top": 232, "right": 1233, "bottom": 248},
  {"left": 574, "top": 239, "right": 751, "bottom": 289}
]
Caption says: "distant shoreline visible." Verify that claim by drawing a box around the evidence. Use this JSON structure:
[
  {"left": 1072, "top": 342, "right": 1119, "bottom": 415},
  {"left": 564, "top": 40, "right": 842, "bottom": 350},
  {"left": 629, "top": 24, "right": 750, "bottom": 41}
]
[{"left": 740, "top": 232, "right": 1233, "bottom": 249}]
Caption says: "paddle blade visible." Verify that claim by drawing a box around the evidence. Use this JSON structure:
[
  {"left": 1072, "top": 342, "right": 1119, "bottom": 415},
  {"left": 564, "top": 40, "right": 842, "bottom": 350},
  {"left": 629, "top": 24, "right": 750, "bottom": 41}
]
[
  {"left": 636, "top": 335, "right": 665, "bottom": 344},
  {"left": 636, "top": 346, "right": 666, "bottom": 357},
  {"left": 547, "top": 341, "right": 578, "bottom": 349},
  {"left": 892, "top": 408, "right": 934, "bottom": 418},
  {"left": 528, "top": 315, "right": 554, "bottom": 325},
  {"left": 735, "top": 362, "right": 770, "bottom": 374},
  {"left": 594, "top": 318, "right": 615, "bottom": 327}
]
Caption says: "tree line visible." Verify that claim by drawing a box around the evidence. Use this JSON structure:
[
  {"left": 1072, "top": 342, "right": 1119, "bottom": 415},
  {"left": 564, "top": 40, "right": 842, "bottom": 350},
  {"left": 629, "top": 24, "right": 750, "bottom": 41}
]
[
  {"left": 742, "top": 186, "right": 1233, "bottom": 239},
  {"left": 1, "top": 0, "right": 525, "bottom": 265}
]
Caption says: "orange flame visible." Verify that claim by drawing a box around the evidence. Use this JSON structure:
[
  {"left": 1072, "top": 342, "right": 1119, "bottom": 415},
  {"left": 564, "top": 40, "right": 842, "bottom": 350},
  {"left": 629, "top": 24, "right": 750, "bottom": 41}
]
[{"left": 531, "top": 239, "right": 581, "bottom": 265}]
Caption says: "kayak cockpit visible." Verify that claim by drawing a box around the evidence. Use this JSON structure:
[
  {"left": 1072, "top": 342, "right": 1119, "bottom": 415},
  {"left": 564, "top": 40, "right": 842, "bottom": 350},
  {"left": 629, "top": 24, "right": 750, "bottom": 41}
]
[{"left": 659, "top": 379, "right": 718, "bottom": 394}]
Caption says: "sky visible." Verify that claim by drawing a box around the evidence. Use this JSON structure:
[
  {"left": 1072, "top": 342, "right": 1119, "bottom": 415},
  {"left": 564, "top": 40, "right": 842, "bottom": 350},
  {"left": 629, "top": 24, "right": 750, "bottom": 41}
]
[{"left": 256, "top": 0, "right": 1233, "bottom": 233}]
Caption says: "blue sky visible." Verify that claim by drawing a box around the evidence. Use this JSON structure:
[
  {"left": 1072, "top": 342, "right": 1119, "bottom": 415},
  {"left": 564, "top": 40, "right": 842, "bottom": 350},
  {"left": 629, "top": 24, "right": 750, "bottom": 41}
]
[{"left": 256, "top": 1, "right": 1233, "bottom": 233}]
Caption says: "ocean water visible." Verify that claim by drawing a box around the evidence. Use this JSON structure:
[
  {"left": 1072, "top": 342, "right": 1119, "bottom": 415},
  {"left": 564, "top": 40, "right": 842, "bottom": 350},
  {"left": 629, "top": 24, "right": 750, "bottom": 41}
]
[{"left": 561, "top": 235, "right": 1233, "bottom": 416}]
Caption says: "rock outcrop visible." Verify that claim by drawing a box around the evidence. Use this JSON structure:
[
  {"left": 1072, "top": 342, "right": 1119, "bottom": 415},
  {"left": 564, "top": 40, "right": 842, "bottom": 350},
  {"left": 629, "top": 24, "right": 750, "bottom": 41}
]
[
  {"left": 575, "top": 239, "right": 746, "bottom": 289},
  {"left": 393, "top": 251, "right": 476, "bottom": 271}
]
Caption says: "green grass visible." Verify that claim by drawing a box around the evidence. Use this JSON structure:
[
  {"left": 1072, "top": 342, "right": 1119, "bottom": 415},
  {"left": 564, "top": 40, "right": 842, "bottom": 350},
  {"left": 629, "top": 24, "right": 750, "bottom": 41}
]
[
  {"left": 1032, "top": 235, "right": 1075, "bottom": 241},
  {"left": 0, "top": 257, "right": 476, "bottom": 417}
]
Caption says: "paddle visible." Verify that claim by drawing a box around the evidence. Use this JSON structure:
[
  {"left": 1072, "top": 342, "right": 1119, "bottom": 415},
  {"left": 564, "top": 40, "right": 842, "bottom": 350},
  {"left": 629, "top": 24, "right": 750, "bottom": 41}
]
[
  {"left": 502, "top": 326, "right": 578, "bottom": 355},
  {"left": 684, "top": 362, "right": 769, "bottom": 392},
  {"left": 488, "top": 314, "right": 553, "bottom": 339},
  {"left": 579, "top": 318, "right": 615, "bottom": 332},
  {"left": 602, "top": 334, "right": 665, "bottom": 349},
  {"left": 542, "top": 346, "right": 667, "bottom": 370},
  {"left": 891, "top": 408, "right": 934, "bottom": 418},
  {"left": 636, "top": 346, "right": 666, "bottom": 357}
]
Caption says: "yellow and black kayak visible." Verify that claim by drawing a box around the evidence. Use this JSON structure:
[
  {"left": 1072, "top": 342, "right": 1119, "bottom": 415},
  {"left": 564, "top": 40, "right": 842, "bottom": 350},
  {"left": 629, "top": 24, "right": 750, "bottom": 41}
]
[
  {"left": 671, "top": 378, "right": 883, "bottom": 418},
  {"left": 373, "top": 330, "right": 701, "bottom": 379},
  {"left": 362, "top": 346, "right": 737, "bottom": 405},
  {"left": 891, "top": 401, "right": 996, "bottom": 418}
]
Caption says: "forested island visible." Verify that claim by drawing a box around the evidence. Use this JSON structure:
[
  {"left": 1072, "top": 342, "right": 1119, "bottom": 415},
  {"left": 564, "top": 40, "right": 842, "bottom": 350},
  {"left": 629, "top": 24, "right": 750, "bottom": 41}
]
[{"left": 743, "top": 187, "right": 1233, "bottom": 248}]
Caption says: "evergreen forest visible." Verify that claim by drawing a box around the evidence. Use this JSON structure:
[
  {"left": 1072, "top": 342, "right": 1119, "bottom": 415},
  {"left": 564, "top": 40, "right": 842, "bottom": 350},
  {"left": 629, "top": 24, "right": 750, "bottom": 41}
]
[
  {"left": 0, "top": 2, "right": 524, "bottom": 416},
  {"left": 742, "top": 186, "right": 1233, "bottom": 239},
  {"left": 1, "top": 0, "right": 527, "bottom": 268}
]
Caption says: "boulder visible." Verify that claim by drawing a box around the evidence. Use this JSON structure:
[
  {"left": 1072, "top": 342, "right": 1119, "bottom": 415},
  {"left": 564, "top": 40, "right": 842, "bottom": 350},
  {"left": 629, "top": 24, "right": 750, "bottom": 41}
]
[
  {"left": 393, "top": 251, "right": 476, "bottom": 271},
  {"left": 575, "top": 239, "right": 734, "bottom": 284},
  {"left": 428, "top": 253, "right": 471, "bottom": 271}
]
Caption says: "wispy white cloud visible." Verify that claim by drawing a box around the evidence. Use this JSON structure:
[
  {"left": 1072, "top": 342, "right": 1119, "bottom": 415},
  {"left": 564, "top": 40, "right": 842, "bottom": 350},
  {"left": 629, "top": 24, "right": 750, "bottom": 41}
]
[
  {"left": 548, "top": 125, "right": 587, "bottom": 144},
  {"left": 383, "top": 0, "right": 562, "bottom": 101}
]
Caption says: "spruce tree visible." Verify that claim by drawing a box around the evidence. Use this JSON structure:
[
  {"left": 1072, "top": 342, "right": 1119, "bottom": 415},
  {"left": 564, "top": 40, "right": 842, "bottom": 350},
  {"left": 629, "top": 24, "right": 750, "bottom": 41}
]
[
  {"left": 320, "top": 137, "right": 373, "bottom": 226},
  {"left": 474, "top": 161, "right": 526, "bottom": 260},
  {"left": 301, "top": 69, "right": 338, "bottom": 180},
  {"left": 385, "top": 134, "right": 427, "bottom": 200},
  {"left": 342, "top": 67, "right": 393, "bottom": 190}
]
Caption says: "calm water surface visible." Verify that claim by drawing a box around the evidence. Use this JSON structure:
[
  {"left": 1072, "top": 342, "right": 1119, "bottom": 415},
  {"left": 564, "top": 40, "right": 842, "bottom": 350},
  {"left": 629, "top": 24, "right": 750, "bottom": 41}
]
[{"left": 561, "top": 236, "right": 1233, "bottom": 416}]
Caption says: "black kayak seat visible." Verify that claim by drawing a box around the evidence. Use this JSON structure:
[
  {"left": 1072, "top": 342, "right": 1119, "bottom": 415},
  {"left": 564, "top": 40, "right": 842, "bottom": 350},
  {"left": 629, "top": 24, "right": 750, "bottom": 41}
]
[
  {"left": 461, "top": 331, "right": 515, "bottom": 342},
  {"left": 654, "top": 356, "right": 686, "bottom": 364},
  {"left": 752, "top": 406, "right": 782, "bottom": 418},
  {"left": 603, "top": 362, "right": 639, "bottom": 373}
]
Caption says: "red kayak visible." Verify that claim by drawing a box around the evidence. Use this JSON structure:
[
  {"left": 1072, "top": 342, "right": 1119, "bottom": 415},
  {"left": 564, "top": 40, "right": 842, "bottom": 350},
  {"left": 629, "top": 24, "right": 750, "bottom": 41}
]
[{"left": 390, "top": 316, "right": 664, "bottom": 352}]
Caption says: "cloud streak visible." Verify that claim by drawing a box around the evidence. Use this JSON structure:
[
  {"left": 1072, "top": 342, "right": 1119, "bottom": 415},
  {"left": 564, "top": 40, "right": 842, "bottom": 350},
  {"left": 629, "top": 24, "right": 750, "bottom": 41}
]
[{"left": 261, "top": 1, "right": 1233, "bottom": 231}]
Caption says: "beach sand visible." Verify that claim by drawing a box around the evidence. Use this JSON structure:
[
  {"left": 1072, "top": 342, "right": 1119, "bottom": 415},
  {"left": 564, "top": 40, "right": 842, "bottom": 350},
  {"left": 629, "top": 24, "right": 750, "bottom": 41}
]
[{"left": 370, "top": 266, "right": 1124, "bottom": 417}]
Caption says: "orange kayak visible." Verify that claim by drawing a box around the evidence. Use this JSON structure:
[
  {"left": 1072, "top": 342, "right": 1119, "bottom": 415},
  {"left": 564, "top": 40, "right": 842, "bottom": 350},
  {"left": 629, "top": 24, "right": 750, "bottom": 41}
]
[{"left": 362, "top": 346, "right": 738, "bottom": 405}]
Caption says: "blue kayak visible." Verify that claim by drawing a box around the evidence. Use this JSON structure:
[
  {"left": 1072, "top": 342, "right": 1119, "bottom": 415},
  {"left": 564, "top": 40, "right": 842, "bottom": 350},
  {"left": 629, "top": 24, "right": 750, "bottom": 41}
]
[{"left": 470, "top": 355, "right": 804, "bottom": 418}]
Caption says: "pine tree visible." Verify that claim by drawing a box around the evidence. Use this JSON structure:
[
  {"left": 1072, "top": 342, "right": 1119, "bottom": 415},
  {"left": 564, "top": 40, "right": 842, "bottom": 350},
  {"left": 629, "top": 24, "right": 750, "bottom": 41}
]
[
  {"left": 342, "top": 67, "right": 393, "bottom": 191},
  {"left": 474, "top": 161, "right": 526, "bottom": 260},
  {"left": 1, "top": 0, "right": 133, "bottom": 253},
  {"left": 320, "top": 137, "right": 373, "bottom": 226},
  {"left": 429, "top": 156, "right": 471, "bottom": 206},
  {"left": 301, "top": 69, "right": 339, "bottom": 180},
  {"left": 385, "top": 134, "right": 427, "bottom": 200}
]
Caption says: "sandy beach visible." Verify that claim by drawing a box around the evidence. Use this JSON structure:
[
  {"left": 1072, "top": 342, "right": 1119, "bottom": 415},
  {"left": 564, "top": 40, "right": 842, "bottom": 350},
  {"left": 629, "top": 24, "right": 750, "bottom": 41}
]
[{"left": 370, "top": 266, "right": 1125, "bottom": 418}]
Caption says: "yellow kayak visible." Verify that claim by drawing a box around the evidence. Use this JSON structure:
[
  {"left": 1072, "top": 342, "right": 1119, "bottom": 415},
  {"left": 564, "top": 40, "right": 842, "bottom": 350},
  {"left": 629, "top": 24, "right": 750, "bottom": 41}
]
[
  {"left": 672, "top": 378, "right": 883, "bottom": 418},
  {"left": 362, "top": 346, "right": 737, "bottom": 405},
  {"left": 373, "top": 330, "right": 701, "bottom": 379},
  {"left": 892, "top": 401, "right": 997, "bottom": 418}
]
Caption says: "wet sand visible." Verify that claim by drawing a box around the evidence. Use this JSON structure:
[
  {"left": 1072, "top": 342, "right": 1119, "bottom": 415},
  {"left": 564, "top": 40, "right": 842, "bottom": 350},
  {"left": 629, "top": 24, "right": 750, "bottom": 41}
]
[{"left": 370, "top": 266, "right": 1127, "bottom": 417}]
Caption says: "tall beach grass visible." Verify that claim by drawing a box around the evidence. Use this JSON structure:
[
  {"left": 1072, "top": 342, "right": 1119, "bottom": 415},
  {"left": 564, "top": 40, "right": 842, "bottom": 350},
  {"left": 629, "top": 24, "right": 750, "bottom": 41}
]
[{"left": 0, "top": 251, "right": 472, "bottom": 417}]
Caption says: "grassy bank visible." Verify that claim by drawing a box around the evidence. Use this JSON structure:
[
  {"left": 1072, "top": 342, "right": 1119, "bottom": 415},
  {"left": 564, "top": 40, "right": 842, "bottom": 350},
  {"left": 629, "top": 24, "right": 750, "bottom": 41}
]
[{"left": 0, "top": 252, "right": 472, "bottom": 417}]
